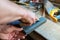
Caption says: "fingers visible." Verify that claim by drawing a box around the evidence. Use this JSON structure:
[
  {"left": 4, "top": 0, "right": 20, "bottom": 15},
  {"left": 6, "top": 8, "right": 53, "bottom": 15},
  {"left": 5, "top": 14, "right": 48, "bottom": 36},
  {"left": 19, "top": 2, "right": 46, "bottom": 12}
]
[
  {"left": 10, "top": 31, "right": 26, "bottom": 40},
  {"left": 0, "top": 29, "right": 25, "bottom": 40},
  {"left": 27, "top": 16, "right": 38, "bottom": 25},
  {"left": 0, "top": 33, "right": 11, "bottom": 40},
  {"left": 18, "top": 31, "right": 26, "bottom": 39},
  {"left": 21, "top": 11, "right": 38, "bottom": 25},
  {"left": 31, "top": 16, "right": 38, "bottom": 23},
  {"left": 0, "top": 25, "right": 25, "bottom": 40},
  {"left": 5, "top": 27, "right": 23, "bottom": 33},
  {"left": 13, "top": 27, "right": 23, "bottom": 32},
  {"left": 20, "top": 16, "right": 38, "bottom": 26},
  {"left": 9, "top": 27, "right": 25, "bottom": 40}
]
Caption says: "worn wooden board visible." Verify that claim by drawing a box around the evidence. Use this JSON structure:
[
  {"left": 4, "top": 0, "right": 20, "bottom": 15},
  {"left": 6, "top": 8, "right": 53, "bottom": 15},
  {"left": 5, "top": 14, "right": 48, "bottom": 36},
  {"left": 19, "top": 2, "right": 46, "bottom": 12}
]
[
  {"left": 20, "top": 5, "right": 60, "bottom": 40},
  {"left": 35, "top": 13, "right": 60, "bottom": 40}
]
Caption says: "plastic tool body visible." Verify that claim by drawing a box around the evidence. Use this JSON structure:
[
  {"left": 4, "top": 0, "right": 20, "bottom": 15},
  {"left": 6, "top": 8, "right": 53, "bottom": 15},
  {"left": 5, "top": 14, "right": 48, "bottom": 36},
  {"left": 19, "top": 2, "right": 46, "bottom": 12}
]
[
  {"left": 9, "top": 17, "right": 46, "bottom": 35},
  {"left": 44, "top": 0, "right": 60, "bottom": 22}
]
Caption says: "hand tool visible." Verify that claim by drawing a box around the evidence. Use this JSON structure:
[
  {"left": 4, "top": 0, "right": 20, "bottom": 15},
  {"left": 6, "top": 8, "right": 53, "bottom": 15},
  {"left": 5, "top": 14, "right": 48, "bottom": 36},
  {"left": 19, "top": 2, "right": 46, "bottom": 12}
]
[{"left": 9, "top": 17, "right": 46, "bottom": 35}]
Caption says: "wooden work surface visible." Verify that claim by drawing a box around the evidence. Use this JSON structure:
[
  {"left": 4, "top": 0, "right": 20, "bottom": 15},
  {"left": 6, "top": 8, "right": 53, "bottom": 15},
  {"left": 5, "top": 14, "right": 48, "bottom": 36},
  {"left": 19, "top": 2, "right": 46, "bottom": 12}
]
[
  {"left": 35, "top": 9, "right": 60, "bottom": 40},
  {"left": 20, "top": 5, "right": 60, "bottom": 40}
]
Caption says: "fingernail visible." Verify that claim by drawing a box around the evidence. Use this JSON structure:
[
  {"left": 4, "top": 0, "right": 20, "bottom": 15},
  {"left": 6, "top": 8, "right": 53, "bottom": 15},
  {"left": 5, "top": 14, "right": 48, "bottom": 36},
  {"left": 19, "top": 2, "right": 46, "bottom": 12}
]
[
  {"left": 18, "top": 38, "right": 20, "bottom": 40},
  {"left": 15, "top": 35, "right": 17, "bottom": 37},
  {"left": 20, "top": 28, "right": 23, "bottom": 30},
  {"left": 22, "top": 36, "right": 25, "bottom": 39},
  {"left": 37, "top": 18, "right": 39, "bottom": 20}
]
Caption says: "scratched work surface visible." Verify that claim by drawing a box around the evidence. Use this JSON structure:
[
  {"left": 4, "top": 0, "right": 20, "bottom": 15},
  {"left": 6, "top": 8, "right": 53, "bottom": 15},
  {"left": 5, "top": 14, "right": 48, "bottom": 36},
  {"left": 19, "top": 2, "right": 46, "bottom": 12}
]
[
  {"left": 20, "top": 5, "right": 60, "bottom": 40},
  {"left": 35, "top": 10, "right": 60, "bottom": 40}
]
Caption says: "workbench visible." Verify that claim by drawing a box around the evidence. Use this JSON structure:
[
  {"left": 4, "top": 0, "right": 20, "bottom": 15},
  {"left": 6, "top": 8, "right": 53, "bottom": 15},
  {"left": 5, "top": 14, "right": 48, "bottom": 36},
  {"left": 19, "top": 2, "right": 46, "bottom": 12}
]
[
  {"left": 35, "top": 19, "right": 60, "bottom": 40},
  {"left": 20, "top": 5, "right": 60, "bottom": 40},
  {"left": 34, "top": 10, "right": 60, "bottom": 40}
]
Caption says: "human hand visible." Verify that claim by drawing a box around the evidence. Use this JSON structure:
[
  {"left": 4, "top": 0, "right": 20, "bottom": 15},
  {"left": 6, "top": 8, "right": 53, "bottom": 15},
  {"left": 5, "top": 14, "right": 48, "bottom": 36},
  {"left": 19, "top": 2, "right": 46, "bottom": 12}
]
[
  {"left": 0, "top": 25, "right": 25, "bottom": 40},
  {"left": 20, "top": 10, "right": 38, "bottom": 25},
  {"left": 0, "top": 0, "right": 38, "bottom": 25}
]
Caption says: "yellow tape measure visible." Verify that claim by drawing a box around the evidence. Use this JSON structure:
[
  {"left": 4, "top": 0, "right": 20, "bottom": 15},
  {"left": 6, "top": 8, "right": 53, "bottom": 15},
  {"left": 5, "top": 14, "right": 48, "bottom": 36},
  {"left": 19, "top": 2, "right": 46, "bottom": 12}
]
[{"left": 49, "top": 8, "right": 59, "bottom": 22}]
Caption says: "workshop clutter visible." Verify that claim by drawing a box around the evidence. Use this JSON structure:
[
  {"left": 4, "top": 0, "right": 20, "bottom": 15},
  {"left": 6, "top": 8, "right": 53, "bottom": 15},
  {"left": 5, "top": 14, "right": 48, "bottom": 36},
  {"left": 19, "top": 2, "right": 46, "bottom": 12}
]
[
  {"left": 44, "top": 0, "right": 60, "bottom": 22},
  {"left": 1, "top": 0, "right": 60, "bottom": 40}
]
